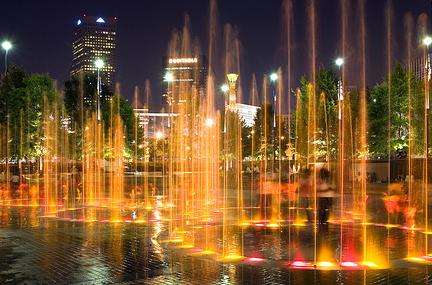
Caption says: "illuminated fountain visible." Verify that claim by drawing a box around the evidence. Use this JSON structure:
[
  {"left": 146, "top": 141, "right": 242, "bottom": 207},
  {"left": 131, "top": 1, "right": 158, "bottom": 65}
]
[
  {"left": 221, "top": 73, "right": 243, "bottom": 261},
  {"left": 2, "top": 0, "right": 432, "bottom": 275},
  {"left": 42, "top": 97, "right": 60, "bottom": 215},
  {"left": 108, "top": 107, "right": 125, "bottom": 221}
]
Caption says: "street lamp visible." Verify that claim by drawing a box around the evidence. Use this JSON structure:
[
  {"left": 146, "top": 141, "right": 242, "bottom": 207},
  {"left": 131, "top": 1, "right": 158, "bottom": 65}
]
[
  {"left": 155, "top": 130, "right": 164, "bottom": 140},
  {"left": 220, "top": 83, "right": 229, "bottom": 93},
  {"left": 2, "top": 40, "right": 12, "bottom": 74},
  {"left": 423, "top": 36, "right": 432, "bottom": 47},
  {"left": 164, "top": 71, "right": 174, "bottom": 82},
  {"left": 205, "top": 117, "right": 215, "bottom": 128},
  {"left": 335, "top": 57, "right": 345, "bottom": 217},
  {"left": 94, "top": 58, "right": 105, "bottom": 120},
  {"left": 335, "top": 57, "right": 344, "bottom": 118},
  {"left": 423, "top": 36, "right": 432, "bottom": 111},
  {"left": 335, "top": 57, "right": 344, "bottom": 68},
  {"left": 423, "top": 36, "right": 432, "bottom": 236},
  {"left": 269, "top": 72, "right": 278, "bottom": 128},
  {"left": 95, "top": 58, "right": 105, "bottom": 69},
  {"left": 270, "top": 72, "right": 278, "bottom": 82}
]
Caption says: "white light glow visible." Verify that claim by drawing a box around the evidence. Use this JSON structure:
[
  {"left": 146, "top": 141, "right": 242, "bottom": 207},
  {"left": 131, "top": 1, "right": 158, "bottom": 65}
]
[
  {"left": 164, "top": 72, "right": 174, "bottom": 82},
  {"left": 96, "top": 17, "right": 105, "bottom": 23},
  {"left": 423, "top": 36, "right": 432, "bottom": 47},
  {"left": 335, "top": 57, "right": 344, "bottom": 67},
  {"left": 94, "top": 58, "right": 105, "bottom": 69},
  {"left": 1, "top": 41, "right": 12, "bottom": 51},
  {"left": 270, "top": 73, "right": 278, "bottom": 82},
  {"left": 205, "top": 118, "right": 215, "bottom": 127},
  {"left": 155, "top": 131, "right": 164, "bottom": 140},
  {"left": 220, "top": 84, "right": 229, "bottom": 93}
]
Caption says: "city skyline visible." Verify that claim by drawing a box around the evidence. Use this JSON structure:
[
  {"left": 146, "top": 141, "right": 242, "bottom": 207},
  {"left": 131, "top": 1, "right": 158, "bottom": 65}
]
[
  {"left": 3, "top": 2, "right": 432, "bottom": 283},
  {"left": 0, "top": 0, "right": 430, "bottom": 109}
]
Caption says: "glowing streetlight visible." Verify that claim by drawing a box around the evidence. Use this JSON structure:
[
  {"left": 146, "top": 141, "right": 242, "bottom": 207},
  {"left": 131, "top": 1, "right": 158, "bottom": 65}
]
[
  {"left": 164, "top": 71, "right": 174, "bottom": 82},
  {"left": 94, "top": 58, "right": 105, "bottom": 69},
  {"left": 335, "top": 57, "right": 344, "bottom": 67},
  {"left": 205, "top": 118, "right": 215, "bottom": 128},
  {"left": 423, "top": 37, "right": 432, "bottom": 218},
  {"left": 2, "top": 40, "right": 13, "bottom": 74},
  {"left": 94, "top": 58, "right": 105, "bottom": 120},
  {"left": 1, "top": 40, "right": 12, "bottom": 52},
  {"left": 155, "top": 131, "right": 165, "bottom": 140},
  {"left": 335, "top": 57, "right": 344, "bottom": 121},
  {"left": 270, "top": 72, "right": 278, "bottom": 82},
  {"left": 220, "top": 83, "right": 229, "bottom": 93},
  {"left": 423, "top": 36, "right": 432, "bottom": 47}
]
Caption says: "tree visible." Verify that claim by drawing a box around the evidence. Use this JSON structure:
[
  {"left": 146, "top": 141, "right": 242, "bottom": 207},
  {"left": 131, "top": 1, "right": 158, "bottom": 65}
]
[
  {"left": 252, "top": 102, "right": 276, "bottom": 160},
  {"left": 293, "top": 69, "right": 340, "bottom": 164},
  {"left": 0, "top": 66, "right": 57, "bottom": 159},
  {"left": 102, "top": 93, "right": 136, "bottom": 150},
  {"left": 64, "top": 73, "right": 113, "bottom": 125},
  {"left": 64, "top": 73, "right": 137, "bottom": 155},
  {"left": 368, "top": 63, "right": 424, "bottom": 158}
]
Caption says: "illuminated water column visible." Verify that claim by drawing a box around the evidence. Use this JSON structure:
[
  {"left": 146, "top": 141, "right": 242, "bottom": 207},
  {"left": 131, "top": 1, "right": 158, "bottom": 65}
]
[
  {"left": 197, "top": 73, "right": 220, "bottom": 254},
  {"left": 0, "top": 122, "right": 11, "bottom": 205},
  {"left": 82, "top": 113, "right": 104, "bottom": 223},
  {"left": 108, "top": 94, "right": 125, "bottom": 222},
  {"left": 422, "top": 35, "right": 431, "bottom": 253},
  {"left": 222, "top": 73, "right": 243, "bottom": 261},
  {"left": 271, "top": 70, "right": 282, "bottom": 226},
  {"left": 42, "top": 99, "right": 59, "bottom": 215}
]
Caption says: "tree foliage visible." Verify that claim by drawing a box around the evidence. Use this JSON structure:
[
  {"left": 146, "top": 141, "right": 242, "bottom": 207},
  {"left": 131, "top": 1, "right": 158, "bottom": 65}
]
[{"left": 0, "top": 66, "right": 57, "bottom": 159}]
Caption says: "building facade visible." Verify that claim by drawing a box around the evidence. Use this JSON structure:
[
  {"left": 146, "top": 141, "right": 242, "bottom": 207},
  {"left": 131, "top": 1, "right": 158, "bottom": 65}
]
[
  {"left": 71, "top": 15, "right": 117, "bottom": 85},
  {"left": 162, "top": 55, "right": 207, "bottom": 108},
  {"left": 134, "top": 108, "right": 177, "bottom": 137}
]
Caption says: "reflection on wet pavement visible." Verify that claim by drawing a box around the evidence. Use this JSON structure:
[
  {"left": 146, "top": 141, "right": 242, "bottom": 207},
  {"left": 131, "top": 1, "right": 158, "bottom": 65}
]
[{"left": 1, "top": 207, "right": 432, "bottom": 284}]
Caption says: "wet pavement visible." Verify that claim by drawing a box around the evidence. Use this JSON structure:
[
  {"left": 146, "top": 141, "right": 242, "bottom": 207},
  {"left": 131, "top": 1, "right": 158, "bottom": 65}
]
[{"left": 1, "top": 206, "right": 432, "bottom": 284}]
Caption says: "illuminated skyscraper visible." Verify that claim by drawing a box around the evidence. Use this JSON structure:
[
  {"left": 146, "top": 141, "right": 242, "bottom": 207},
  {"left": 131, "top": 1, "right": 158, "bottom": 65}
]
[
  {"left": 162, "top": 55, "right": 207, "bottom": 107},
  {"left": 71, "top": 15, "right": 117, "bottom": 85}
]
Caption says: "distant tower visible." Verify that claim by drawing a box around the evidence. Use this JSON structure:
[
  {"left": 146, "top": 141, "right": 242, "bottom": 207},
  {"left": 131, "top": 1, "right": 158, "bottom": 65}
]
[
  {"left": 71, "top": 15, "right": 117, "bottom": 85},
  {"left": 226, "top": 73, "right": 239, "bottom": 108}
]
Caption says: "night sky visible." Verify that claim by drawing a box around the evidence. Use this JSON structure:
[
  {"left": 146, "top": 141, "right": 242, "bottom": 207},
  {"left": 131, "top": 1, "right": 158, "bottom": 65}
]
[{"left": 0, "top": 0, "right": 430, "bottom": 109}]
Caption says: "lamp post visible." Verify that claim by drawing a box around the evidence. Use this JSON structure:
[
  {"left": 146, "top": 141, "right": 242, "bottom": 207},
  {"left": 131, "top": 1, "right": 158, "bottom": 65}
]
[
  {"left": 220, "top": 83, "right": 229, "bottom": 94},
  {"left": 94, "top": 58, "right": 105, "bottom": 121},
  {"left": 2, "top": 40, "right": 13, "bottom": 185},
  {"left": 270, "top": 72, "right": 278, "bottom": 128},
  {"left": 164, "top": 71, "right": 174, "bottom": 83},
  {"left": 335, "top": 57, "right": 344, "bottom": 230},
  {"left": 164, "top": 71, "right": 175, "bottom": 112},
  {"left": 422, "top": 36, "right": 432, "bottom": 239},
  {"left": 2, "top": 40, "right": 12, "bottom": 74},
  {"left": 270, "top": 72, "right": 278, "bottom": 173}
]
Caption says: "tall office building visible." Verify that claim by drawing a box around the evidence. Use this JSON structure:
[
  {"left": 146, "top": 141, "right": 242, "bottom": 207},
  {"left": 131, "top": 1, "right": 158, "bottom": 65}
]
[
  {"left": 162, "top": 55, "right": 207, "bottom": 107},
  {"left": 71, "top": 15, "right": 117, "bottom": 85}
]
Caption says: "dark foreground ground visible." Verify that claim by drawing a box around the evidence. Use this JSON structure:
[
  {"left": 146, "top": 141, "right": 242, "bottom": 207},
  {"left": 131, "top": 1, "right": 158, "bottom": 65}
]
[
  {"left": 0, "top": 208, "right": 432, "bottom": 284},
  {"left": 1, "top": 204, "right": 432, "bottom": 285}
]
